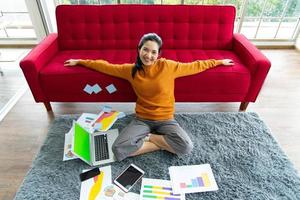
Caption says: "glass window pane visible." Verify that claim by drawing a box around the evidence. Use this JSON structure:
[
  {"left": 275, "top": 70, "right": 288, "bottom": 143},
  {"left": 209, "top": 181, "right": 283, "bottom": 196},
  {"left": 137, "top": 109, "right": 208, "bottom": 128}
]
[
  {"left": 56, "top": 0, "right": 118, "bottom": 4},
  {"left": 121, "top": 0, "right": 160, "bottom": 4},
  {"left": 286, "top": 0, "right": 300, "bottom": 17},
  {"left": 240, "top": 17, "right": 259, "bottom": 39},
  {"left": 162, "top": 0, "right": 181, "bottom": 4},
  {"left": 276, "top": 18, "right": 298, "bottom": 39},
  {"left": 0, "top": 0, "right": 36, "bottom": 39},
  {"left": 98, "top": 0, "right": 118, "bottom": 4},
  {"left": 240, "top": 0, "right": 265, "bottom": 39},
  {"left": 241, "top": 0, "right": 300, "bottom": 40},
  {"left": 256, "top": 18, "right": 279, "bottom": 39},
  {"left": 184, "top": 0, "right": 203, "bottom": 4}
]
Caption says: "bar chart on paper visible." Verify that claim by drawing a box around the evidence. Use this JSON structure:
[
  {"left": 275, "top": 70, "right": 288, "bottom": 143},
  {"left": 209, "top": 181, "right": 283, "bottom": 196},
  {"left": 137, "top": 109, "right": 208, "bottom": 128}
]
[
  {"left": 179, "top": 173, "right": 211, "bottom": 189},
  {"left": 169, "top": 164, "right": 218, "bottom": 194},
  {"left": 140, "top": 178, "right": 185, "bottom": 200}
]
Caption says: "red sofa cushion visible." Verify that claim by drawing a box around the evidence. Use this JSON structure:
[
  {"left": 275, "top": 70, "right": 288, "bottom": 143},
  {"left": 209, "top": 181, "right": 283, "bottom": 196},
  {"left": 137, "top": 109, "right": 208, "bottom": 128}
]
[
  {"left": 39, "top": 49, "right": 250, "bottom": 102},
  {"left": 56, "top": 5, "right": 235, "bottom": 50}
]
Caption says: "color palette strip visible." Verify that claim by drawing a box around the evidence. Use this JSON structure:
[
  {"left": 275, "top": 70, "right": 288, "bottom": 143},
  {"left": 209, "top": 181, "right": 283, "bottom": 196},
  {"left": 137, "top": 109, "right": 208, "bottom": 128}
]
[
  {"left": 144, "top": 185, "right": 172, "bottom": 191},
  {"left": 142, "top": 195, "right": 180, "bottom": 200},
  {"left": 141, "top": 178, "right": 184, "bottom": 200},
  {"left": 142, "top": 185, "right": 180, "bottom": 199}
]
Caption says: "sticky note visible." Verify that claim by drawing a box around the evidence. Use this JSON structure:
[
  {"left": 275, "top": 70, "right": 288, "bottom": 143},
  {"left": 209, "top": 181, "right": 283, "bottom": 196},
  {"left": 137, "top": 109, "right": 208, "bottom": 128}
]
[
  {"left": 93, "top": 84, "right": 102, "bottom": 94},
  {"left": 84, "top": 84, "right": 93, "bottom": 94},
  {"left": 106, "top": 84, "right": 117, "bottom": 94}
]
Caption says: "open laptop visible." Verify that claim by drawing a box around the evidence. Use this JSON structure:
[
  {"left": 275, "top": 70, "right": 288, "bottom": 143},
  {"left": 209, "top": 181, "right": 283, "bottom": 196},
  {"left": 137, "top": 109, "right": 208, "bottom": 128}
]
[{"left": 72, "top": 122, "right": 118, "bottom": 166}]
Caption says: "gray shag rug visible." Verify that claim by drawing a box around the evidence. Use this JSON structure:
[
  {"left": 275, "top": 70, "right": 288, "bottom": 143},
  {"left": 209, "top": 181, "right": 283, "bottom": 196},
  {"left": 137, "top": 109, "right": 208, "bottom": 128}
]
[{"left": 14, "top": 112, "right": 300, "bottom": 200}]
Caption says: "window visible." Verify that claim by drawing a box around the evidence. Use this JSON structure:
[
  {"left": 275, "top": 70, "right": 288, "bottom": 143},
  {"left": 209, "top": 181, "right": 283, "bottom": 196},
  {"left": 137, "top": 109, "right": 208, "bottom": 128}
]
[
  {"left": 0, "top": 0, "right": 36, "bottom": 39},
  {"left": 241, "top": 0, "right": 300, "bottom": 40},
  {"left": 2, "top": 0, "right": 299, "bottom": 44}
]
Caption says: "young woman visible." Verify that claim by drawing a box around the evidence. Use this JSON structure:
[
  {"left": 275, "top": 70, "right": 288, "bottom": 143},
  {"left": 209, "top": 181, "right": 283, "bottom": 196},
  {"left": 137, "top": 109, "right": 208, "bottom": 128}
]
[{"left": 64, "top": 33, "right": 234, "bottom": 161}]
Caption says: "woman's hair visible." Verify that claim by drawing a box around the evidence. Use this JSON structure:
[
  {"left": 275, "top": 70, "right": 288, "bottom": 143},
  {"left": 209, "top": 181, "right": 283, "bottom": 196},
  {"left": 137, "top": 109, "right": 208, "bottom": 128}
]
[{"left": 131, "top": 33, "right": 163, "bottom": 78}]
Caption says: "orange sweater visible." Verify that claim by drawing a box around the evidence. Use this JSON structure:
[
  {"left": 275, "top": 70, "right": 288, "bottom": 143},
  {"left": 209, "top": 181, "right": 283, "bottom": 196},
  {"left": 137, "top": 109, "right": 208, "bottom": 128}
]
[{"left": 78, "top": 58, "right": 223, "bottom": 120}]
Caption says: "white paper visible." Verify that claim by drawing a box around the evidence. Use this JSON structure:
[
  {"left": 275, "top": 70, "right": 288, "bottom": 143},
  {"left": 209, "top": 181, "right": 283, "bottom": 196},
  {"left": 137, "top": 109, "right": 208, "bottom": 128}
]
[
  {"left": 90, "top": 111, "right": 120, "bottom": 132},
  {"left": 76, "top": 113, "right": 98, "bottom": 132},
  {"left": 80, "top": 165, "right": 138, "bottom": 200},
  {"left": 169, "top": 164, "right": 218, "bottom": 194},
  {"left": 140, "top": 178, "right": 185, "bottom": 200},
  {"left": 63, "top": 125, "right": 78, "bottom": 161},
  {"left": 79, "top": 166, "right": 112, "bottom": 200}
]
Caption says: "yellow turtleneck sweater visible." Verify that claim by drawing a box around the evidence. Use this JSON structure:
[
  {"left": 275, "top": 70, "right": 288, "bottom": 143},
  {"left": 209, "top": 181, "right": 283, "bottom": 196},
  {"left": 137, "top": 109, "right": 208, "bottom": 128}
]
[{"left": 78, "top": 58, "right": 223, "bottom": 121}]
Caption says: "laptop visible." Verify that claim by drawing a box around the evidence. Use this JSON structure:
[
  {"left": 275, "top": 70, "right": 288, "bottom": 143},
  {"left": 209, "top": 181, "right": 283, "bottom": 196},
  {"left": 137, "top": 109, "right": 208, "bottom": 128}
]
[{"left": 72, "top": 122, "right": 118, "bottom": 166}]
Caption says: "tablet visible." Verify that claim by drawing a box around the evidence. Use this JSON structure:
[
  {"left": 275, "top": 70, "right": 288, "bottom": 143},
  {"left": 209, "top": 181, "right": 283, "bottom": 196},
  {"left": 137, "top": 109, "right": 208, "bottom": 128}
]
[{"left": 113, "top": 164, "right": 144, "bottom": 192}]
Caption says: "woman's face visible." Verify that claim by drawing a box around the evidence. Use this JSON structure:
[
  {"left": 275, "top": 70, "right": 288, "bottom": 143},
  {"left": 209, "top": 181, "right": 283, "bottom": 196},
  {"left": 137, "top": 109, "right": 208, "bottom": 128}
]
[{"left": 138, "top": 40, "right": 159, "bottom": 66}]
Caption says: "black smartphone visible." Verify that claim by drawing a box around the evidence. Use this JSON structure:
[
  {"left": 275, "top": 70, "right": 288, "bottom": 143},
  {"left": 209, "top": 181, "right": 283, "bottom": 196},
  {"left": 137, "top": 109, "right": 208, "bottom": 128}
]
[{"left": 79, "top": 167, "right": 100, "bottom": 182}]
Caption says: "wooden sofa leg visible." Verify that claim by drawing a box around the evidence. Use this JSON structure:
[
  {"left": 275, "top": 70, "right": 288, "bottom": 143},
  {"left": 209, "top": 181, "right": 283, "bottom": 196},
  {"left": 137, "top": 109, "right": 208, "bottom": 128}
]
[
  {"left": 239, "top": 102, "right": 249, "bottom": 112},
  {"left": 43, "top": 102, "right": 52, "bottom": 112}
]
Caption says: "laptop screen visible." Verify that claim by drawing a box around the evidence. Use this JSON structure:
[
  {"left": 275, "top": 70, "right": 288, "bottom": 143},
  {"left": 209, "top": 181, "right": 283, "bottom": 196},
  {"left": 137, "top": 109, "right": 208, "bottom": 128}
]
[{"left": 74, "top": 122, "right": 91, "bottom": 163}]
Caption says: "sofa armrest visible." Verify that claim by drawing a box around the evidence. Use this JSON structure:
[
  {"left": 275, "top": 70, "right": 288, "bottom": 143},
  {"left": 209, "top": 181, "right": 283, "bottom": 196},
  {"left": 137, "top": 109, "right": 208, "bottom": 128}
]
[
  {"left": 20, "top": 33, "right": 59, "bottom": 102},
  {"left": 233, "top": 33, "right": 271, "bottom": 102}
]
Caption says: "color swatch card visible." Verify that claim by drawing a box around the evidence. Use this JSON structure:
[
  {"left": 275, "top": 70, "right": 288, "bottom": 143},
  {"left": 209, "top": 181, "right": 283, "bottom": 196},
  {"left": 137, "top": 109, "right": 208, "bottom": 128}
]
[
  {"left": 168, "top": 164, "right": 218, "bottom": 194},
  {"left": 140, "top": 178, "right": 185, "bottom": 200},
  {"left": 91, "top": 111, "right": 122, "bottom": 132},
  {"left": 80, "top": 165, "right": 112, "bottom": 200}
]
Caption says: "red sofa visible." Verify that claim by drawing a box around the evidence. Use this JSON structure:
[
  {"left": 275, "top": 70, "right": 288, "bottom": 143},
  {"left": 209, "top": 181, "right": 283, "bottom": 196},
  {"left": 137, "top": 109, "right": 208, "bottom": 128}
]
[{"left": 20, "top": 5, "right": 271, "bottom": 111}]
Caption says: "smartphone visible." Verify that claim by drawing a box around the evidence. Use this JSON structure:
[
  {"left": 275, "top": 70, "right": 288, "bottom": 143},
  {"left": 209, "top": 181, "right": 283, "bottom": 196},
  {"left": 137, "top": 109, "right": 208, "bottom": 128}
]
[
  {"left": 113, "top": 164, "right": 145, "bottom": 192},
  {"left": 79, "top": 167, "right": 100, "bottom": 182}
]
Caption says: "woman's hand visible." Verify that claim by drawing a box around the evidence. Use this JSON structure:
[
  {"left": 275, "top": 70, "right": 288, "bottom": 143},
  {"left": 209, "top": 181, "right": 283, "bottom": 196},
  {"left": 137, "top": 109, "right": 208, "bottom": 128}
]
[
  {"left": 222, "top": 59, "right": 234, "bottom": 66},
  {"left": 64, "top": 59, "right": 80, "bottom": 66}
]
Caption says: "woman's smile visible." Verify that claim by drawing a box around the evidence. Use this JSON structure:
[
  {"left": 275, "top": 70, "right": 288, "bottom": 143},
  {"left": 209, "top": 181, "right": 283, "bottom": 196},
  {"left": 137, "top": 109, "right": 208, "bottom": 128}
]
[{"left": 139, "top": 40, "right": 159, "bottom": 66}]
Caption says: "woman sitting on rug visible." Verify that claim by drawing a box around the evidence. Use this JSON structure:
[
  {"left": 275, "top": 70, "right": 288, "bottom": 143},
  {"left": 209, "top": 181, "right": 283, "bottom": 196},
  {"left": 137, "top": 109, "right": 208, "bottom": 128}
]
[{"left": 64, "top": 33, "right": 234, "bottom": 161}]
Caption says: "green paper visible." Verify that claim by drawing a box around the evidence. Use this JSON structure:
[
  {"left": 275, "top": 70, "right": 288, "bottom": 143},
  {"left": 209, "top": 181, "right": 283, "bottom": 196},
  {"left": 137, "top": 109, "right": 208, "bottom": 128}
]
[{"left": 74, "top": 123, "right": 90, "bottom": 162}]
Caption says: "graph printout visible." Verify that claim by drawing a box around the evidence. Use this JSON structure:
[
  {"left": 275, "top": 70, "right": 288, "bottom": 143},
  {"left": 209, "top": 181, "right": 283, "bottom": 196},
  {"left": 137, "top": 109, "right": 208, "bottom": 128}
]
[
  {"left": 140, "top": 178, "right": 185, "bottom": 200},
  {"left": 80, "top": 166, "right": 112, "bottom": 200},
  {"left": 169, "top": 164, "right": 218, "bottom": 194}
]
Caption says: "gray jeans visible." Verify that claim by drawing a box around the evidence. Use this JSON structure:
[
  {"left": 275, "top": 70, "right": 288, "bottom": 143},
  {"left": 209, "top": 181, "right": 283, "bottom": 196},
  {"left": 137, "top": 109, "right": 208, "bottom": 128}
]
[{"left": 112, "top": 117, "right": 193, "bottom": 161}]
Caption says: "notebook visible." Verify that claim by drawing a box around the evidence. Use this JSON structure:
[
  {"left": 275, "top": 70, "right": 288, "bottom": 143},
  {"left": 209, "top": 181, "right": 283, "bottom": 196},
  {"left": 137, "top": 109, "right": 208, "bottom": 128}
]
[{"left": 72, "top": 122, "right": 118, "bottom": 166}]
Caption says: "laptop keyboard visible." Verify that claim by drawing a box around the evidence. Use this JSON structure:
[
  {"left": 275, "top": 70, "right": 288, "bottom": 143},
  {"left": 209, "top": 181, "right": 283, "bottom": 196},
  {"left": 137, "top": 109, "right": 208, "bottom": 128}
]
[{"left": 94, "top": 134, "right": 109, "bottom": 161}]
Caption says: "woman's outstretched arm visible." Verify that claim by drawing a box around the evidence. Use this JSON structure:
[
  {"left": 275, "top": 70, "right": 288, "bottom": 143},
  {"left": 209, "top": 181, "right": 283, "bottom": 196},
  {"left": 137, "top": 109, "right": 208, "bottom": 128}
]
[
  {"left": 165, "top": 58, "right": 234, "bottom": 78},
  {"left": 64, "top": 59, "right": 133, "bottom": 80}
]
